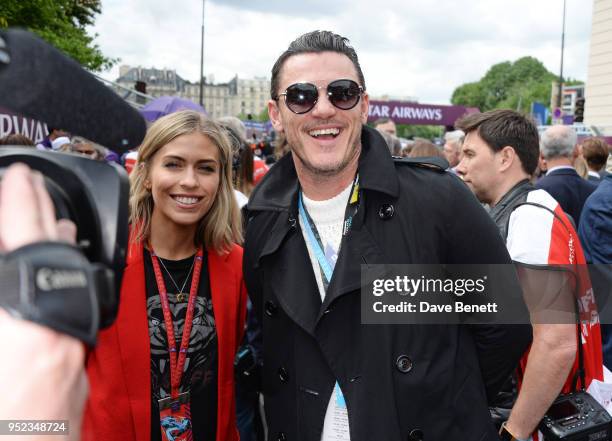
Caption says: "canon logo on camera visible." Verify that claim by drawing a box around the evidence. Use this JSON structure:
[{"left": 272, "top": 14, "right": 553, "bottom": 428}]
[{"left": 36, "top": 267, "right": 87, "bottom": 291}]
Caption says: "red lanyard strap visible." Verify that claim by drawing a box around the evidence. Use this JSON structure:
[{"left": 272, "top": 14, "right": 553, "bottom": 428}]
[{"left": 150, "top": 248, "right": 204, "bottom": 398}]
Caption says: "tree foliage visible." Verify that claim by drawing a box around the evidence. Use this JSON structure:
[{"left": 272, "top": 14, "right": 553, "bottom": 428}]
[
  {"left": 396, "top": 124, "right": 443, "bottom": 140},
  {"left": 237, "top": 106, "right": 269, "bottom": 122},
  {"left": 0, "top": 0, "right": 116, "bottom": 71},
  {"left": 451, "top": 57, "right": 557, "bottom": 113}
]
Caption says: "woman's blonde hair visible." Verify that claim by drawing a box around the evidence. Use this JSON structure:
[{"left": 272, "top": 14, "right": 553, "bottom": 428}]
[{"left": 130, "top": 110, "right": 242, "bottom": 253}]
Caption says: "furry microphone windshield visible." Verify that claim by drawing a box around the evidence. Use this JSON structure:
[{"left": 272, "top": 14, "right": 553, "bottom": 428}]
[{"left": 0, "top": 28, "right": 146, "bottom": 153}]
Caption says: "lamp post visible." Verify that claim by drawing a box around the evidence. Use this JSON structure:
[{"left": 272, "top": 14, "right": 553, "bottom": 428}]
[
  {"left": 557, "top": 0, "right": 567, "bottom": 110},
  {"left": 199, "top": 0, "right": 205, "bottom": 107}
]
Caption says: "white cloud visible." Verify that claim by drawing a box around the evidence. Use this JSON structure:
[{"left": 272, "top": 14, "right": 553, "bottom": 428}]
[{"left": 91, "top": 0, "right": 593, "bottom": 104}]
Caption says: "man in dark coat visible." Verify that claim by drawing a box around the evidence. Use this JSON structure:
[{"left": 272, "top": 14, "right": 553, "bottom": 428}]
[
  {"left": 243, "top": 31, "right": 531, "bottom": 441},
  {"left": 536, "top": 125, "right": 597, "bottom": 226},
  {"left": 579, "top": 174, "right": 612, "bottom": 371}
]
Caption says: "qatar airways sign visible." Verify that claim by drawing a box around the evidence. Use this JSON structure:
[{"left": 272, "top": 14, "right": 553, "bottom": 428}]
[
  {"left": 368, "top": 101, "right": 477, "bottom": 126},
  {"left": 0, "top": 107, "right": 48, "bottom": 144}
]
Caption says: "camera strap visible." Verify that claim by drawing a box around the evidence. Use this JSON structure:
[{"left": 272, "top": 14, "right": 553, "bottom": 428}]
[
  {"left": 149, "top": 248, "right": 204, "bottom": 399},
  {"left": 0, "top": 241, "right": 113, "bottom": 345},
  {"left": 149, "top": 248, "right": 203, "bottom": 441},
  {"left": 572, "top": 317, "right": 587, "bottom": 392}
]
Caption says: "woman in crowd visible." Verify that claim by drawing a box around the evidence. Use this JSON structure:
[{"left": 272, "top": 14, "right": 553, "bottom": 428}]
[
  {"left": 236, "top": 145, "right": 256, "bottom": 197},
  {"left": 84, "top": 110, "right": 246, "bottom": 441},
  {"left": 408, "top": 139, "right": 445, "bottom": 159},
  {"left": 217, "top": 116, "right": 251, "bottom": 207},
  {"left": 69, "top": 136, "right": 107, "bottom": 161}
]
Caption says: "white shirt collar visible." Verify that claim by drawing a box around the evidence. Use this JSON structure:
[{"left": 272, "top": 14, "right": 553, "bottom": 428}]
[
  {"left": 546, "top": 165, "right": 575, "bottom": 175},
  {"left": 587, "top": 170, "right": 601, "bottom": 179}
]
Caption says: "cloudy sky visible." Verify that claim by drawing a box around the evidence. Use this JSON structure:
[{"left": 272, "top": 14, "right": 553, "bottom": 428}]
[{"left": 91, "top": 0, "right": 593, "bottom": 104}]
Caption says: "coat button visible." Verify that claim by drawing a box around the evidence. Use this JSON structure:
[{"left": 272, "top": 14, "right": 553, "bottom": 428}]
[
  {"left": 378, "top": 204, "right": 394, "bottom": 220},
  {"left": 409, "top": 428, "right": 424, "bottom": 440},
  {"left": 278, "top": 367, "right": 289, "bottom": 383},
  {"left": 265, "top": 300, "right": 278, "bottom": 317},
  {"left": 396, "top": 355, "right": 413, "bottom": 373},
  {"left": 288, "top": 216, "right": 297, "bottom": 229},
  {"left": 277, "top": 433, "right": 287, "bottom": 441}
]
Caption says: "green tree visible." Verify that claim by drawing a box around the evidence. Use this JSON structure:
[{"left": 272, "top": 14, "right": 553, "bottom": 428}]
[
  {"left": 237, "top": 107, "right": 269, "bottom": 122},
  {"left": 451, "top": 56, "right": 557, "bottom": 113},
  {"left": 396, "top": 124, "right": 443, "bottom": 140},
  {"left": 451, "top": 82, "right": 486, "bottom": 110},
  {"left": 0, "top": 0, "right": 116, "bottom": 71},
  {"left": 257, "top": 106, "right": 269, "bottom": 122}
]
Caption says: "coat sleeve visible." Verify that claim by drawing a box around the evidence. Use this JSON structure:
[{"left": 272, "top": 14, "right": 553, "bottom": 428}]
[
  {"left": 445, "top": 174, "right": 533, "bottom": 403},
  {"left": 237, "top": 277, "right": 248, "bottom": 351}
]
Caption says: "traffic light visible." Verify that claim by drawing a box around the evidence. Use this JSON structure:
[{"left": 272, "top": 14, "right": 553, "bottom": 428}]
[{"left": 574, "top": 98, "right": 585, "bottom": 123}]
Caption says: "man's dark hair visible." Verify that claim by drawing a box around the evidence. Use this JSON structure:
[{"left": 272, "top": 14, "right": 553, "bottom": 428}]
[
  {"left": 456, "top": 109, "right": 540, "bottom": 175},
  {"left": 270, "top": 30, "right": 366, "bottom": 100}
]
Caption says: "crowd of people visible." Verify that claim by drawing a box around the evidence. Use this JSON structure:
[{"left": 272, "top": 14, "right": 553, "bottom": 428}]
[{"left": 1, "top": 29, "right": 612, "bottom": 441}]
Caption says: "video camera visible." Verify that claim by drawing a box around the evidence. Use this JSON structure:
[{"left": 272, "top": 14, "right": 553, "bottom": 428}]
[{"left": 0, "top": 29, "right": 146, "bottom": 344}]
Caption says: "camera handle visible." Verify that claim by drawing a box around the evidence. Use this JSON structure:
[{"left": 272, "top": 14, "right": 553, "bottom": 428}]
[{"left": 0, "top": 241, "right": 113, "bottom": 345}]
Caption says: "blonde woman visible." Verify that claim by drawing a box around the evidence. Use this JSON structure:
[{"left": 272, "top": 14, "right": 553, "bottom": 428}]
[{"left": 84, "top": 111, "right": 246, "bottom": 441}]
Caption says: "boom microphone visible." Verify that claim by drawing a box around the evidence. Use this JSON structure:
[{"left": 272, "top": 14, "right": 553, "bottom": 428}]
[{"left": 0, "top": 28, "right": 146, "bottom": 152}]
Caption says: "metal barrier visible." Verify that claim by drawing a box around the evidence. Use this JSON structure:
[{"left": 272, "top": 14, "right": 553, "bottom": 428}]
[{"left": 91, "top": 74, "right": 155, "bottom": 109}]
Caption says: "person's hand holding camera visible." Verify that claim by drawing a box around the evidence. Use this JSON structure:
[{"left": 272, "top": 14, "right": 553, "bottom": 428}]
[{"left": 0, "top": 163, "right": 87, "bottom": 440}]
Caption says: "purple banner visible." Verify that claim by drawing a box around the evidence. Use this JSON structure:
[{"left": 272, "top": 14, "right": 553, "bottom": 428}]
[
  {"left": 0, "top": 107, "right": 48, "bottom": 144},
  {"left": 368, "top": 100, "right": 478, "bottom": 126}
]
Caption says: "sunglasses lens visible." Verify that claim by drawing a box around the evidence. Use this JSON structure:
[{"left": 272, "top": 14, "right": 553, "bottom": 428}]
[
  {"left": 328, "top": 80, "right": 362, "bottom": 110},
  {"left": 285, "top": 83, "right": 318, "bottom": 114}
]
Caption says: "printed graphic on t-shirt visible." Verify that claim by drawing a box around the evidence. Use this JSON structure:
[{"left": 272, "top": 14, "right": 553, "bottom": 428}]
[{"left": 148, "top": 294, "right": 217, "bottom": 400}]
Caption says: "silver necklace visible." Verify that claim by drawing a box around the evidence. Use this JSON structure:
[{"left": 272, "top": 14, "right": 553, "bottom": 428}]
[{"left": 157, "top": 255, "right": 196, "bottom": 302}]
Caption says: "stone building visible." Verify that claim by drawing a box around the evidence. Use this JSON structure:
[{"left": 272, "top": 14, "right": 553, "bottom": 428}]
[
  {"left": 585, "top": 0, "right": 612, "bottom": 134},
  {"left": 115, "top": 66, "right": 270, "bottom": 119}
]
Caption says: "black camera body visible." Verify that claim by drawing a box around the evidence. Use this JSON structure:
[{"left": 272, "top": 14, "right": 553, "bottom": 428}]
[
  {"left": 539, "top": 391, "right": 612, "bottom": 440},
  {"left": 0, "top": 148, "right": 129, "bottom": 330}
]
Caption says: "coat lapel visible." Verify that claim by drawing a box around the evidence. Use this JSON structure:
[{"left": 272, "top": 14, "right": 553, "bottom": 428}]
[
  {"left": 247, "top": 126, "right": 400, "bottom": 333},
  {"left": 115, "top": 242, "right": 151, "bottom": 441},
  {"left": 319, "top": 223, "right": 386, "bottom": 320},
  {"left": 257, "top": 210, "right": 322, "bottom": 336},
  {"left": 317, "top": 127, "right": 398, "bottom": 316}
]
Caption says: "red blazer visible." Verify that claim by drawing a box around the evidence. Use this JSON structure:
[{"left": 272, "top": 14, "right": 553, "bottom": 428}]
[{"left": 82, "top": 239, "right": 247, "bottom": 441}]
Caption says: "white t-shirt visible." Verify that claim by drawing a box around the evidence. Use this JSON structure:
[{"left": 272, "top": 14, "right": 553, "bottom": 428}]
[{"left": 299, "top": 182, "right": 352, "bottom": 441}]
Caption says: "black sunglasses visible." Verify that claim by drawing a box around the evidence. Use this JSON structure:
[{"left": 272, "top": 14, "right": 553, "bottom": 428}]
[{"left": 277, "top": 79, "right": 364, "bottom": 114}]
